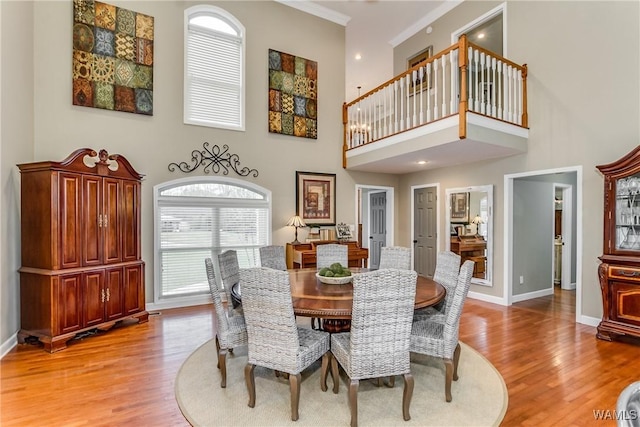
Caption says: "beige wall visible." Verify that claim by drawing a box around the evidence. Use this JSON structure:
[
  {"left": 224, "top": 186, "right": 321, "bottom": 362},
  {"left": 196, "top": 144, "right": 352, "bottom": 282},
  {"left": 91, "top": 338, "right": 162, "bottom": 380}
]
[
  {"left": 0, "top": 0, "right": 399, "bottom": 345},
  {"left": 395, "top": 1, "right": 640, "bottom": 319},
  {"left": 1, "top": 1, "right": 35, "bottom": 348}
]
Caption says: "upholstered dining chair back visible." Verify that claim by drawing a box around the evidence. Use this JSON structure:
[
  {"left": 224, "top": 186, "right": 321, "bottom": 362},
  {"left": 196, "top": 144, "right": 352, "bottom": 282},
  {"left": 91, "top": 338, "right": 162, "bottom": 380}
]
[
  {"left": 204, "top": 258, "right": 247, "bottom": 388},
  {"left": 378, "top": 246, "right": 412, "bottom": 270},
  {"left": 409, "top": 259, "right": 473, "bottom": 402},
  {"left": 329, "top": 268, "right": 418, "bottom": 427},
  {"left": 259, "top": 245, "right": 287, "bottom": 271},
  {"left": 316, "top": 243, "right": 348, "bottom": 268},
  {"left": 240, "top": 267, "right": 332, "bottom": 421},
  {"left": 218, "top": 250, "right": 240, "bottom": 306}
]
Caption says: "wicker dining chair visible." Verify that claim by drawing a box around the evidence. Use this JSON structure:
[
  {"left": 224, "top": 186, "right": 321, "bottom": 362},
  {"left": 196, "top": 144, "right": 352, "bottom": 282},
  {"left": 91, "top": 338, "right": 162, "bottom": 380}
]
[
  {"left": 378, "top": 246, "right": 412, "bottom": 270},
  {"left": 316, "top": 243, "right": 348, "bottom": 268},
  {"left": 204, "top": 258, "right": 248, "bottom": 388},
  {"left": 218, "top": 250, "right": 241, "bottom": 309},
  {"left": 329, "top": 268, "right": 418, "bottom": 427},
  {"left": 414, "top": 251, "right": 461, "bottom": 322},
  {"left": 314, "top": 243, "right": 348, "bottom": 329},
  {"left": 259, "top": 245, "right": 287, "bottom": 271},
  {"left": 409, "top": 260, "right": 473, "bottom": 402},
  {"left": 240, "top": 267, "right": 333, "bottom": 422}
]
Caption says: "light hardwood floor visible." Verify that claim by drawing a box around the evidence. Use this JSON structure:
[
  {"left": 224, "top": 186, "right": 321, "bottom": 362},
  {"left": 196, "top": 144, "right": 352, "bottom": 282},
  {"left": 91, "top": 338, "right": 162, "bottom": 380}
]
[{"left": 1, "top": 289, "right": 637, "bottom": 426}]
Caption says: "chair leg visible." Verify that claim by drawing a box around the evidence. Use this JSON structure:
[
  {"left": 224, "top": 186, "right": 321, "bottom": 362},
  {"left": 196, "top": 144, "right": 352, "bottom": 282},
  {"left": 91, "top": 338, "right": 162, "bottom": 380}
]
[
  {"left": 289, "top": 373, "right": 301, "bottom": 421},
  {"left": 215, "top": 336, "right": 221, "bottom": 369},
  {"left": 218, "top": 348, "right": 228, "bottom": 388},
  {"left": 402, "top": 373, "right": 414, "bottom": 421},
  {"left": 320, "top": 353, "right": 329, "bottom": 392},
  {"left": 386, "top": 376, "right": 395, "bottom": 388},
  {"left": 348, "top": 379, "right": 359, "bottom": 427},
  {"left": 330, "top": 354, "right": 340, "bottom": 394},
  {"left": 453, "top": 342, "right": 461, "bottom": 381},
  {"left": 443, "top": 358, "right": 454, "bottom": 402},
  {"left": 245, "top": 363, "right": 256, "bottom": 408}
]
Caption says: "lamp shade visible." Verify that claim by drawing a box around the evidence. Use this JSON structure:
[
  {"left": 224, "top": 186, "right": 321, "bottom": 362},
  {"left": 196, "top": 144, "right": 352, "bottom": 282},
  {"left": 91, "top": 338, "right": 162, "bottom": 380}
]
[
  {"left": 286, "top": 215, "right": 306, "bottom": 228},
  {"left": 472, "top": 215, "right": 484, "bottom": 225}
]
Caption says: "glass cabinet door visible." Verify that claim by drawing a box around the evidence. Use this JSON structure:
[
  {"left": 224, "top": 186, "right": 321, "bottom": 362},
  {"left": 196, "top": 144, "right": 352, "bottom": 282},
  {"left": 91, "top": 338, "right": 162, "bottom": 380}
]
[{"left": 616, "top": 173, "right": 640, "bottom": 250}]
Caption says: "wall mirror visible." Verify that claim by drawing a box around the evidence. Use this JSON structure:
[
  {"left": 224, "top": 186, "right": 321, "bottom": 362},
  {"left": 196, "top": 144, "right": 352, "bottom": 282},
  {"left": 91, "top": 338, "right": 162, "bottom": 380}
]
[{"left": 445, "top": 185, "right": 493, "bottom": 286}]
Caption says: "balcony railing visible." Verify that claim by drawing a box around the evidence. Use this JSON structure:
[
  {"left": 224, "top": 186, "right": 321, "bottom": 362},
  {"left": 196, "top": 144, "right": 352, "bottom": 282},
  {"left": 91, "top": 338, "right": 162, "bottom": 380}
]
[{"left": 342, "top": 35, "right": 528, "bottom": 168}]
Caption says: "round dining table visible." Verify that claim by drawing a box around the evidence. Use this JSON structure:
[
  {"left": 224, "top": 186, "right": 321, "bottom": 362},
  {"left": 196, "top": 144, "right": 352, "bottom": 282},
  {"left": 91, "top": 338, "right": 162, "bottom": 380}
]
[{"left": 231, "top": 267, "right": 446, "bottom": 332}]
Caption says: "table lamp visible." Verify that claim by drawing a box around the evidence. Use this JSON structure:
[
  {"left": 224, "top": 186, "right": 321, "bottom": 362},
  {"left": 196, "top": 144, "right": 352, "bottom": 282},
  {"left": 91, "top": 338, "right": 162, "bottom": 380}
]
[
  {"left": 471, "top": 214, "right": 484, "bottom": 235},
  {"left": 286, "top": 215, "right": 306, "bottom": 244}
]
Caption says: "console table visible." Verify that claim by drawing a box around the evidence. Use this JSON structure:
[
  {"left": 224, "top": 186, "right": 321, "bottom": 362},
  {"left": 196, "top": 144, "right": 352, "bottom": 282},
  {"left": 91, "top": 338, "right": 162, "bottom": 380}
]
[
  {"left": 450, "top": 235, "right": 487, "bottom": 279},
  {"left": 287, "top": 241, "right": 368, "bottom": 269}
]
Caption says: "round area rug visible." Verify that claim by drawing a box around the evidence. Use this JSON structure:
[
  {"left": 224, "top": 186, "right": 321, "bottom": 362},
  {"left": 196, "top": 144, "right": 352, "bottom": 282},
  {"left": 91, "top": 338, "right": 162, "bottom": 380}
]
[{"left": 175, "top": 339, "right": 507, "bottom": 426}]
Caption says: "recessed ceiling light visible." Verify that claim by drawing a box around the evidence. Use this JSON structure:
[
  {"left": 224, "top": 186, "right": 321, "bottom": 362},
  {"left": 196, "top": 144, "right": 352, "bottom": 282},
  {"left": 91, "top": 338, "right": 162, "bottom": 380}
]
[
  {"left": 355, "top": 53, "right": 362, "bottom": 60},
  {"left": 418, "top": 160, "right": 427, "bottom": 165},
  {"left": 477, "top": 33, "right": 485, "bottom": 39}
]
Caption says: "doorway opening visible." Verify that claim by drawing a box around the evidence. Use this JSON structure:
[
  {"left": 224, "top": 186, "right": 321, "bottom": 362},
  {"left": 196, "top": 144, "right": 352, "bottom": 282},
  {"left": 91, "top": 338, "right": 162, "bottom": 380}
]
[{"left": 504, "top": 167, "right": 582, "bottom": 323}]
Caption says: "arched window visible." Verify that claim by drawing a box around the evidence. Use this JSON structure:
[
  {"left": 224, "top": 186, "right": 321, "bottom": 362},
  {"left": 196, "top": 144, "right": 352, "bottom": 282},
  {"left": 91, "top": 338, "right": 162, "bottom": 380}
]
[
  {"left": 154, "top": 177, "right": 270, "bottom": 305},
  {"left": 184, "top": 5, "right": 245, "bottom": 130}
]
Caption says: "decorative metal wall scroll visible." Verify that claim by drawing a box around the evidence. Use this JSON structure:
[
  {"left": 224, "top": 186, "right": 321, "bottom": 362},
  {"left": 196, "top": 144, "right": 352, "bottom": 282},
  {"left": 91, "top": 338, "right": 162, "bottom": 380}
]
[{"left": 168, "top": 142, "right": 259, "bottom": 177}]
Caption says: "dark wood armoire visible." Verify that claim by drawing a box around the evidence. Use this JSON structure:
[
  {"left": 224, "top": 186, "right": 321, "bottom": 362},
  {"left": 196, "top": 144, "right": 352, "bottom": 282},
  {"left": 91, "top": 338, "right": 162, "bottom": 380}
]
[{"left": 18, "top": 148, "right": 148, "bottom": 352}]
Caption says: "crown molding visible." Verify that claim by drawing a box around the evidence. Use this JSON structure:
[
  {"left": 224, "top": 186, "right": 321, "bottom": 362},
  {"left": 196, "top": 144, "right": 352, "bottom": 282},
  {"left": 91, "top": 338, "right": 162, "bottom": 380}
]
[
  {"left": 274, "top": 0, "right": 351, "bottom": 26},
  {"left": 389, "top": 0, "right": 464, "bottom": 47}
]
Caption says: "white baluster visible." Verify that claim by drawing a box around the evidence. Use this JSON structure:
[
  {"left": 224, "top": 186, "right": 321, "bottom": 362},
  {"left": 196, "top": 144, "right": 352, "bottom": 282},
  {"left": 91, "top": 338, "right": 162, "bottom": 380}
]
[
  {"left": 393, "top": 80, "right": 398, "bottom": 134},
  {"left": 433, "top": 57, "right": 439, "bottom": 119},
  {"left": 480, "top": 51, "right": 486, "bottom": 115},
  {"left": 474, "top": 49, "right": 479, "bottom": 112},
  {"left": 418, "top": 67, "right": 425, "bottom": 124},
  {"left": 467, "top": 47, "right": 473, "bottom": 113},
  {"left": 498, "top": 60, "right": 504, "bottom": 120},
  {"left": 427, "top": 62, "right": 432, "bottom": 122},
  {"left": 450, "top": 51, "right": 456, "bottom": 114},
  {"left": 441, "top": 55, "right": 447, "bottom": 116},
  {"left": 491, "top": 57, "right": 497, "bottom": 117}
]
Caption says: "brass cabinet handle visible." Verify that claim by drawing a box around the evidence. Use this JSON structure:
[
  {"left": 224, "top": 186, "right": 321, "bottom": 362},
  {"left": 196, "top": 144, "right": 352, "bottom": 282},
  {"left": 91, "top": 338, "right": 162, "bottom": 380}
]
[
  {"left": 101, "top": 288, "right": 105, "bottom": 302},
  {"left": 106, "top": 288, "right": 110, "bottom": 302},
  {"left": 616, "top": 269, "right": 640, "bottom": 277},
  {"left": 98, "top": 214, "right": 103, "bottom": 228}
]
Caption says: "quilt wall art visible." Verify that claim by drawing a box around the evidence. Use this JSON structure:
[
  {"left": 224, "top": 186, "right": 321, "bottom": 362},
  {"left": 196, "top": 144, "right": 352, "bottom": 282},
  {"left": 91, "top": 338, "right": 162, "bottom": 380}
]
[
  {"left": 72, "top": 0, "right": 154, "bottom": 115},
  {"left": 268, "top": 49, "right": 317, "bottom": 139}
]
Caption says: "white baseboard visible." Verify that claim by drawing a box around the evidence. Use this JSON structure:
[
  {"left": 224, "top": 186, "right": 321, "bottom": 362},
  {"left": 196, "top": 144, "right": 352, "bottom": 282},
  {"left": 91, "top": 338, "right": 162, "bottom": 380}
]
[
  {"left": 561, "top": 282, "right": 577, "bottom": 290},
  {"left": 579, "top": 315, "right": 601, "bottom": 328},
  {"left": 468, "top": 290, "right": 508, "bottom": 306},
  {"left": 1, "top": 332, "right": 18, "bottom": 360},
  {"left": 146, "top": 295, "right": 212, "bottom": 312},
  {"left": 511, "top": 288, "right": 554, "bottom": 303}
]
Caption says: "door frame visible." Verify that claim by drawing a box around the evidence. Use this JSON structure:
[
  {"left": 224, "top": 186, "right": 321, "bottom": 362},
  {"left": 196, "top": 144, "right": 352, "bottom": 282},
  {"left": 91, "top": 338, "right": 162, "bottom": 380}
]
[
  {"left": 410, "top": 183, "right": 440, "bottom": 274},
  {"left": 355, "top": 184, "right": 394, "bottom": 254},
  {"left": 504, "top": 166, "right": 583, "bottom": 323}
]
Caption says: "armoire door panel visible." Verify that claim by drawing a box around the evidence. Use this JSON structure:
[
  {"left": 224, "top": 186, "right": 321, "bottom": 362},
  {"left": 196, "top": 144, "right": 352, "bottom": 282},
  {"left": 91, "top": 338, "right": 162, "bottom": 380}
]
[
  {"left": 122, "top": 181, "right": 140, "bottom": 261},
  {"left": 59, "top": 173, "right": 82, "bottom": 269},
  {"left": 105, "top": 267, "right": 124, "bottom": 321},
  {"left": 103, "top": 178, "right": 122, "bottom": 264},
  {"left": 82, "top": 176, "right": 103, "bottom": 266},
  {"left": 56, "top": 274, "right": 82, "bottom": 334},
  {"left": 83, "top": 270, "right": 105, "bottom": 327},
  {"left": 124, "top": 264, "right": 144, "bottom": 315}
]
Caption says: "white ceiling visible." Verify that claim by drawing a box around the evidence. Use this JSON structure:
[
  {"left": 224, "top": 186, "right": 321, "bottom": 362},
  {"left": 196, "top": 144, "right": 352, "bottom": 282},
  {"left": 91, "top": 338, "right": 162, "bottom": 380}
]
[{"left": 278, "top": 0, "right": 459, "bottom": 101}]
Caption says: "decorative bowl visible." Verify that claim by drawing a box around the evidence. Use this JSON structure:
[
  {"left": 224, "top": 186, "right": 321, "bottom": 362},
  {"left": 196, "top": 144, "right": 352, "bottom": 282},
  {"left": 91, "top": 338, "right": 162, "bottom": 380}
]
[{"left": 316, "top": 272, "right": 353, "bottom": 285}]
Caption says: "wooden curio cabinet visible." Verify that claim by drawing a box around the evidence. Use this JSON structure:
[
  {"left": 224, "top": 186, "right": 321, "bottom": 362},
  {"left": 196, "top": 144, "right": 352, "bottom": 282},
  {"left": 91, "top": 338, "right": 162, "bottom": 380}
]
[
  {"left": 596, "top": 145, "right": 640, "bottom": 343},
  {"left": 18, "top": 148, "right": 147, "bottom": 352}
]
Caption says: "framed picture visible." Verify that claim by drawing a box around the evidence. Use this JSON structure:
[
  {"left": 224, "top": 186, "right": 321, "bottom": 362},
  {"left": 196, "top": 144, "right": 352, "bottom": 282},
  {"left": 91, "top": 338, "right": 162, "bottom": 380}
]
[
  {"left": 450, "top": 192, "right": 469, "bottom": 223},
  {"left": 407, "top": 45, "right": 433, "bottom": 93},
  {"left": 296, "top": 171, "right": 336, "bottom": 225},
  {"left": 335, "top": 222, "right": 352, "bottom": 240}
]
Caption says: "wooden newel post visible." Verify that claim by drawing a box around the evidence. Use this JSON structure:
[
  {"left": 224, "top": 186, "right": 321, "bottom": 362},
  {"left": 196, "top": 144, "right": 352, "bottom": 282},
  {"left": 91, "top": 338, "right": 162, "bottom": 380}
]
[
  {"left": 342, "top": 102, "right": 348, "bottom": 169},
  {"left": 458, "top": 35, "right": 468, "bottom": 139},
  {"left": 521, "top": 64, "right": 528, "bottom": 128}
]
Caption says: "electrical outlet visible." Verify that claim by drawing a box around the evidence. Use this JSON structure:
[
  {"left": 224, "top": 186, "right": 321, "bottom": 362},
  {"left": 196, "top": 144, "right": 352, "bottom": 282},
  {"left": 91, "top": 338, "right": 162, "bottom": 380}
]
[{"left": 519, "top": 276, "right": 524, "bottom": 285}]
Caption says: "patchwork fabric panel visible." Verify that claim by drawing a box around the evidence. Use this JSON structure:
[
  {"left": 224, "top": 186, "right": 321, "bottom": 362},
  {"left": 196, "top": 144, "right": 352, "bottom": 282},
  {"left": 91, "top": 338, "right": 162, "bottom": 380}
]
[
  {"left": 268, "top": 49, "right": 317, "bottom": 139},
  {"left": 72, "top": 0, "right": 154, "bottom": 115}
]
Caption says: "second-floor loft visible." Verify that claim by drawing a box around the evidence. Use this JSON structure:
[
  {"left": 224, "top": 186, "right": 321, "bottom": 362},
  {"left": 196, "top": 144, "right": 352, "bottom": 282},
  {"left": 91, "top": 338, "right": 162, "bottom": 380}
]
[{"left": 342, "top": 35, "right": 529, "bottom": 174}]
